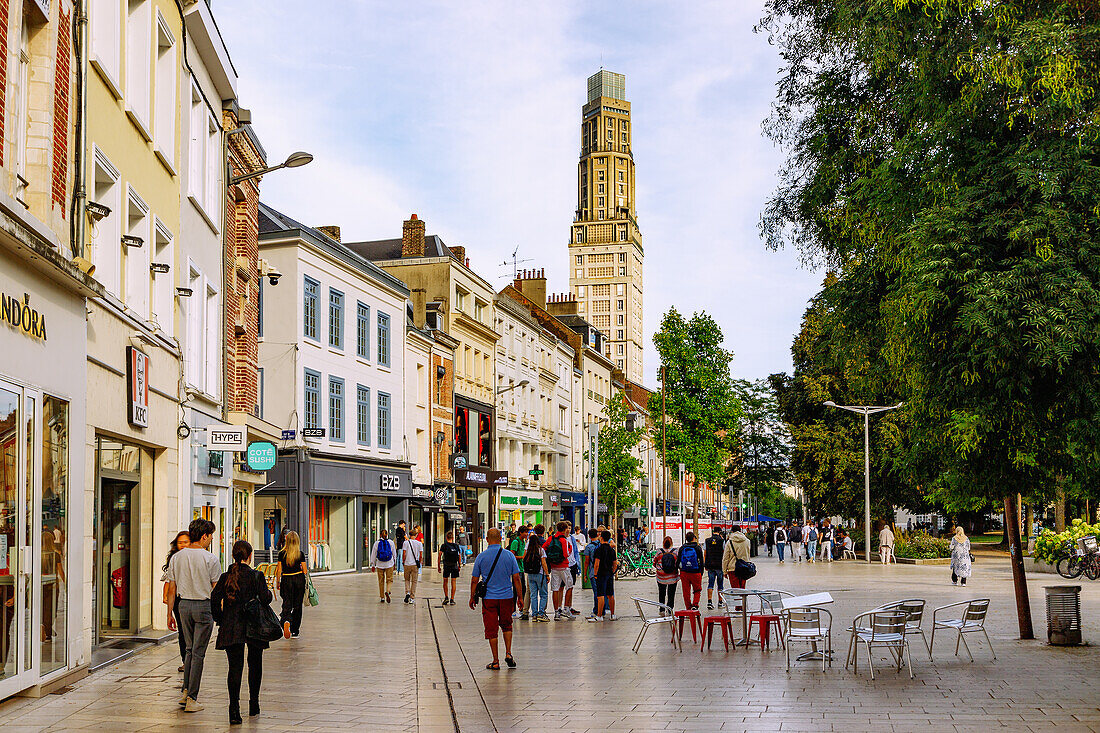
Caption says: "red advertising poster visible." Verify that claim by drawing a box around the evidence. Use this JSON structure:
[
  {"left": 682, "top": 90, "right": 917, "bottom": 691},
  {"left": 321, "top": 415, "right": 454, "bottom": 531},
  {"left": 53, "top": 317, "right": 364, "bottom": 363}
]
[{"left": 477, "top": 412, "right": 491, "bottom": 467}]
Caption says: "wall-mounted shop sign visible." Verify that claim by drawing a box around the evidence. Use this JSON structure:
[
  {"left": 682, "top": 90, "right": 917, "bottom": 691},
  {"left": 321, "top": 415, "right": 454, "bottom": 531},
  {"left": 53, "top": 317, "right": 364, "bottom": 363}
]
[
  {"left": 126, "top": 346, "right": 149, "bottom": 427},
  {"left": 246, "top": 442, "right": 277, "bottom": 471},
  {"left": 302, "top": 427, "right": 325, "bottom": 438},
  {"left": 455, "top": 469, "right": 508, "bottom": 488},
  {"left": 207, "top": 425, "right": 247, "bottom": 451},
  {"left": 412, "top": 486, "right": 435, "bottom": 500},
  {"left": 499, "top": 493, "right": 543, "bottom": 507},
  {"left": 380, "top": 474, "right": 403, "bottom": 492},
  {"left": 1, "top": 292, "right": 47, "bottom": 341}
]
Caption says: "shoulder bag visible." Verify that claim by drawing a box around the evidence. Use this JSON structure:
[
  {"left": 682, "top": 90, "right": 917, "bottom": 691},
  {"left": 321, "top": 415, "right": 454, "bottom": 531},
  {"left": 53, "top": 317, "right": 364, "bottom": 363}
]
[
  {"left": 474, "top": 547, "right": 504, "bottom": 602},
  {"left": 306, "top": 574, "right": 319, "bottom": 607},
  {"left": 245, "top": 573, "right": 284, "bottom": 642}
]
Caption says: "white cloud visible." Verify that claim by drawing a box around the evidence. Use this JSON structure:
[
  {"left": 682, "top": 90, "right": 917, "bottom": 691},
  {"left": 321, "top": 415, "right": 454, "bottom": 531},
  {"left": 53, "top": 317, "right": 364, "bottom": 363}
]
[{"left": 216, "top": 0, "right": 820, "bottom": 383}]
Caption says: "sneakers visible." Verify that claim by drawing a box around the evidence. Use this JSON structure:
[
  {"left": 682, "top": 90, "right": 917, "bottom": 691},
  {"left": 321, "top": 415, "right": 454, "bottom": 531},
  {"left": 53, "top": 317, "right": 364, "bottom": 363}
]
[
  {"left": 379, "top": 597, "right": 386, "bottom": 603},
  {"left": 707, "top": 601, "right": 714, "bottom": 610},
  {"left": 386, "top": 592, "right": 391, "bottom": 603},
  {"left": 404, "top": 594, "right": 411, "bottom": 604},
  {"left": 608, "top": 614, "right": 618, "bottom": 621},
  {"left": 179, "top": 691, "right": 189, "bottom": 707},
  {"left": 535, "top": 613, "right": 550, "bottom": 622},
  {"left": 520, "top": 613, "right": 529, "bottom": 621},
  {"left": 283, "top": 621, "right": 291, "bottom": 639},
  {"left": 513, "top": 610, "right": 521, "bottom": 619},
  {"left": 586, "top": 615, "right": 602, "bottom": 622},
  {"left": 717, "top": 598, "right": 725, "bottom": 608},
  {"left": 183, "top": 697, "right": 204, "bottom": 713}
]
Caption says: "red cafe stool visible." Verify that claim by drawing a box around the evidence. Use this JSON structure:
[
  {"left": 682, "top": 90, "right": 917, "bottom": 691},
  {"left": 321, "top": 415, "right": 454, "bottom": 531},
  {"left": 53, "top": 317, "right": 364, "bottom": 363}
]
[
  {"left": 674, "top": 609, "right": 701, "bottom": 643},
  {"left": 749, "top": 613, "right": 784, "bottom": 650},
  {"left": 701, "top": 615, "right": 735, "bottom": 652}
]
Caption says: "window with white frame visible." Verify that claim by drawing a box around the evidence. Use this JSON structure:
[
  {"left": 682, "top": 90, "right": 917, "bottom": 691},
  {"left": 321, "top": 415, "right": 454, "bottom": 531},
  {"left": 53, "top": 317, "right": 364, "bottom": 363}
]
[
  {"left": 125, "top": 0, "right": 152, "bottom": 134},
  {"left": 124, "top": 187, "right": 150, "bottom": 316},
  {"left": 91, "top": 150, "right": 122, "bottom": 296},
  {"left": 13, "top": 21, "right": 29, "bottom": 202},
  {"left": 205, "top": 113, "right": 219, "bottom": 215},
  {"left": 151, "top": 221, "right": 173, "bottom": 335},
  {"left": 90, "top": 0, "right": 121, "bottom": 92},
  {"left": 188, "top": 83, "right": 205, "bottom": 202},
  {"left": 153, "top": 12, "right": 176, "bottom": 166},
  {"left": 184, "top": 264, "right": 204, "bottom": 388}
]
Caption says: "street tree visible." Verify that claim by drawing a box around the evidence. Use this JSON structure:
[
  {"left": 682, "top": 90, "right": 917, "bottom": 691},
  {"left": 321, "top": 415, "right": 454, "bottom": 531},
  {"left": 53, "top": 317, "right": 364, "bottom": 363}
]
[
  {"left": 648, "top": 308, "right": 742, "bottom": 536},
  {"left": 591, "top": 398, "right": 645, "bottom": 531},
  {"left": 759, "top": 0, "right": 1100, "bottom": 637},
  {"left": 727, "top": 378, "right": 792, "bottom": 511}
]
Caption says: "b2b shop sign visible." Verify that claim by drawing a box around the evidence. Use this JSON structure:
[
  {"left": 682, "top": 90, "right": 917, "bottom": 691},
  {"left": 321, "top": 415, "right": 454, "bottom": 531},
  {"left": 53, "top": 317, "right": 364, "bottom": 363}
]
[{"left": 127, "top": 346, "right": 150, "bottom": 428}]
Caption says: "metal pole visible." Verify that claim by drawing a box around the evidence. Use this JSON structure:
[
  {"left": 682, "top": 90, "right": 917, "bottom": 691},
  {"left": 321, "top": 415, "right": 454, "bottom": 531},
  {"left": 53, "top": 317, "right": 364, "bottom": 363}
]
[
  {"left": 661, "top": 369, "right": 667, "bottom": 540},
  {"left": 864, "top": 408, "right": 872, "bottom": 564}
]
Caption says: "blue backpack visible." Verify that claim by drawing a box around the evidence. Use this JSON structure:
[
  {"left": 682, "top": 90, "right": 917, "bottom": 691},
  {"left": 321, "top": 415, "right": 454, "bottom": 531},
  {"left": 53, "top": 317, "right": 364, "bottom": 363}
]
[
  {"left": 376, "top": 539, "right": 392, "bottom": 562},
  {"left": 679, "top": 544, "right": 701, "bottom": 572}
]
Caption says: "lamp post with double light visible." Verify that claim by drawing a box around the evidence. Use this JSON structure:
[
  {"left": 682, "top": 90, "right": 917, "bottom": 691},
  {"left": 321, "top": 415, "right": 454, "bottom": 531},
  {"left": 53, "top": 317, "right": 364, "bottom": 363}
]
[{"left": 822, "top": 401, "right": 904, "bottom": 563}]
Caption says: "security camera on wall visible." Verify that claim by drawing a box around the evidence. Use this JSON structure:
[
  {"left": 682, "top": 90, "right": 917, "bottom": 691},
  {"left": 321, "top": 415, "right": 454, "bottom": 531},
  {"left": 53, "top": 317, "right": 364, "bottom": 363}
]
[{"left": 259, "top": 259, "right": 282, "bottom": 286}]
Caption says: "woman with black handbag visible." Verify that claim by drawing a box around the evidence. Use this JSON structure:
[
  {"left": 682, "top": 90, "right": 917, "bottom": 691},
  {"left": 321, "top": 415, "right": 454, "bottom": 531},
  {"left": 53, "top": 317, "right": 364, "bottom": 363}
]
[{"left": 212, "top": 540, "right": 274, "bottom": 725}]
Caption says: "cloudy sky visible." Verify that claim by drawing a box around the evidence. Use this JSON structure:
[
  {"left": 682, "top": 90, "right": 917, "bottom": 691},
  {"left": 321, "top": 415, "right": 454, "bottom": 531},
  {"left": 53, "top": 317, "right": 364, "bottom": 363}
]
[{"left": 215, "top": 0, "right": 822, "bottom": 384}]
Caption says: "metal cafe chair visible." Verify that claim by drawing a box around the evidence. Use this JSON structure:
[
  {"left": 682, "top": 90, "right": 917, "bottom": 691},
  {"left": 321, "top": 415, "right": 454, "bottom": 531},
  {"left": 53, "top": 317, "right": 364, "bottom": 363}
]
[
  {"left": 931, "top": 598, "right": 995, "bottom": 662},
  {"left": 781, "top": 606, "right": 832, "bottom": 672},
  {"left": 848, "top": 609, "right": 913, "bottom": 680},
  {"left": 875, "top": 599, "right": 932, "bottom": 662},
  {"left": 632, "top": 597, "right": 681, "bottom": 653}
]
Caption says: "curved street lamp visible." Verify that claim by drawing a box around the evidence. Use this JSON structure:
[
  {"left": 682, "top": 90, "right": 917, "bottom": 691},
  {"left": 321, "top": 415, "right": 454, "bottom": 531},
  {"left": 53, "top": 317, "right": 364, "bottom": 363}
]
[{"left": 230, "top": 151, "right": 315, "bottom": 185}]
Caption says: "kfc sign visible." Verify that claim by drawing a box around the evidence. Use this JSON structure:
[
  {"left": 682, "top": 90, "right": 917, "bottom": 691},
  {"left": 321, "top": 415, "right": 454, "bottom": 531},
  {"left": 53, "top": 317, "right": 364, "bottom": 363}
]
[{"left": 127, "top": 346, "right": 150, "bottom": 428}]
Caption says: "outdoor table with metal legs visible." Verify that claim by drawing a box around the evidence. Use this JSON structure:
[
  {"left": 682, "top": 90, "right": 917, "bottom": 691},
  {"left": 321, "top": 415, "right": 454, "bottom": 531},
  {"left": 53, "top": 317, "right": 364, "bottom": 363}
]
[{"left": 720, "top": 588, "right": 765, "bottom": 648}]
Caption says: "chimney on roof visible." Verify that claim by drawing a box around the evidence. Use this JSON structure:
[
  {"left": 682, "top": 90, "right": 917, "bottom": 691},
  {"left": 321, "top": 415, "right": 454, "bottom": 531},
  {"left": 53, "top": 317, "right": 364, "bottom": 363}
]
[
  {"left": 449, "top": 246, "right": 465, "bottom": 264},
  {"left": 546, "top": 290, "right": 579, "bottom": 316},
  {"left": 317, "top": 225, "right": 341, "bottom": 242},
  {"left": 513, "top": 268, "right": 547, "bottom": 309},
  {"left": 401, "top": 214, "right": 425, "bottom": 258}
]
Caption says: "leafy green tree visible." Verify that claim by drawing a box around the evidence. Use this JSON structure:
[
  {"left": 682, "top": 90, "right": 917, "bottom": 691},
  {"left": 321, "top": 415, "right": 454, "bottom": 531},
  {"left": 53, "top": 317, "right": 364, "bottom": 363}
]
[
  {"left": 592, "top": 398, "right": 644, "bottom": 530},
  {"left": 759, "top": 0, "right": 1100, "bottom": 637},
  {"left": 648, "top": 309, "right": 742, "bottom": 536},
  {"left": 728, "top": 378, "right": 792, "bottom": 501}
]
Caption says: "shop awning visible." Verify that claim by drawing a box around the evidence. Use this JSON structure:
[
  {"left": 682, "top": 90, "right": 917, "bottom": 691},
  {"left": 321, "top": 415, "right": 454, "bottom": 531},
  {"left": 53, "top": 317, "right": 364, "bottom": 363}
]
[{"left": 444, "top": 509, "right": 465, "bottom": 521}]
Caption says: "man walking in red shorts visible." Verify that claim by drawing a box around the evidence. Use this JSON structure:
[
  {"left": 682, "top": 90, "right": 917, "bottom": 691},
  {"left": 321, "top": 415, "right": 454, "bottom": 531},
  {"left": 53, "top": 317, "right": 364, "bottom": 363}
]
[{"left": 469, "top": 528, "right": 522, "bottom": 670}]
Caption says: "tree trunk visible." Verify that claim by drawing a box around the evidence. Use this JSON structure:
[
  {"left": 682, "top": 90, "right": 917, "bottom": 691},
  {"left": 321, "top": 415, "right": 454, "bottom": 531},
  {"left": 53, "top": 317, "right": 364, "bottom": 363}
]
[
  {"left": 1054, "top": 486, "right": 1066, "bottom": 533},
  {"left": 1003, "top": 493, "right": 1034, "bottom": 639},
  {"left": 692, "top": 479, "right": 699, "bottom": 538}
]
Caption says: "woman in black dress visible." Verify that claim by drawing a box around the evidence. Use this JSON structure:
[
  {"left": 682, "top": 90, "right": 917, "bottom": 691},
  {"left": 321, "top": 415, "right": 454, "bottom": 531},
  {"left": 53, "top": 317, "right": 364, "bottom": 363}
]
[
  {"left": 212, "top": 540, "right": 273, "bottom": 725},
  {"left": 275, "top": 530, "right": 308, "bottom": 638}
]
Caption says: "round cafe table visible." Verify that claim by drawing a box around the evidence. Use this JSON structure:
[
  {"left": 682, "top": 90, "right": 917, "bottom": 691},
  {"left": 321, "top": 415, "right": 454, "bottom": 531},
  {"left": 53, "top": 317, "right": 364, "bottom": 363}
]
[{"left": 719, "top": 588, "right": 767, "bottom": 648}]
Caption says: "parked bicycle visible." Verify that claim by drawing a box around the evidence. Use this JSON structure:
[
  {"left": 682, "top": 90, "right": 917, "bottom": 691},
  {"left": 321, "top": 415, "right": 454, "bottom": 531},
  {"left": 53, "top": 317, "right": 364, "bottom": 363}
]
[{"left": 1056, "top": 536, "right": 1099, "bottom": 580}]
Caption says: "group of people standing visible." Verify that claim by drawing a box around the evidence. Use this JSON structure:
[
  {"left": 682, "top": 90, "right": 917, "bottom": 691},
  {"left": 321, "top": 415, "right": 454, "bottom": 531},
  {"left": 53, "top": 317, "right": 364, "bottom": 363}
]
[
  {"left": 653, "top": 527, "right": 753, "bottom": 612},
  {"left": 768, "top": 520, "right": 856, "bottom": 563},
  {"left": 161, "top": 520, "right": 309, "bottom": 724}
]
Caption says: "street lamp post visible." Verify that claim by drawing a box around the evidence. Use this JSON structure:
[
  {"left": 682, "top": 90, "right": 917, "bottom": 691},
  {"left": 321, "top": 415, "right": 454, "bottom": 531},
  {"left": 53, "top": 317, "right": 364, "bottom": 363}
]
[{"left": 823, "top": 401, "right": 905, "bottom": 563}]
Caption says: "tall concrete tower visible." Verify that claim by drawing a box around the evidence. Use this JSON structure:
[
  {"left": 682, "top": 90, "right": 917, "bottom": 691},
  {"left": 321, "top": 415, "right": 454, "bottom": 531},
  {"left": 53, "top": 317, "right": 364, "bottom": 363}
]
[{"left": 568, "top": 70, "right": 644, "bottom": 383}]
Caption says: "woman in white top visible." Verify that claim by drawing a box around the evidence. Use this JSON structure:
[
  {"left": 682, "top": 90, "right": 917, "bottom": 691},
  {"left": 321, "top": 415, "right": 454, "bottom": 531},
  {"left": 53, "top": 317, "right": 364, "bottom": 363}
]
[{"left": 950, "top": 527, "right": 972, "bottom": 586}]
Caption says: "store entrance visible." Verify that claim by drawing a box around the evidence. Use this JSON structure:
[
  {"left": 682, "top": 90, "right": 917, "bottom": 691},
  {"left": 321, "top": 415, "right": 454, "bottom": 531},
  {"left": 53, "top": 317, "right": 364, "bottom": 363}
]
[{"left": 97, "top": 478, "right": 135, "bottom": 637}]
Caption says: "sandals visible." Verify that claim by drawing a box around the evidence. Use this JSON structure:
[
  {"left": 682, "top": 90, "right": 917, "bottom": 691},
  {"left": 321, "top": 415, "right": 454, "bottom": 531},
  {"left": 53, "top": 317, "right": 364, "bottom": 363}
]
[
  {"left": 485, "top": 661, "right": 500, "bottom": 670},
  {"left": 504, "top": 656, "right": 516, "bottom": 669}
]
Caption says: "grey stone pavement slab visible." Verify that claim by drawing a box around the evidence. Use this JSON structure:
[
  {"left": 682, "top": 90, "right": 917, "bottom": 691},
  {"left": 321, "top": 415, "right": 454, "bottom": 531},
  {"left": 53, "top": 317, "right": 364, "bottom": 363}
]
[{"left": 1, "top": 552, "right": 1099, "bottom": 731}]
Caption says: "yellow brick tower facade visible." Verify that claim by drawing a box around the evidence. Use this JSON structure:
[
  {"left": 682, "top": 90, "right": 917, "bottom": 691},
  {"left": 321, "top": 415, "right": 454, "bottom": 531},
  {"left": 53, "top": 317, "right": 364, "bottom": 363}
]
[{"left": 568, "top": 70, "right": 644, "bottom": 383}]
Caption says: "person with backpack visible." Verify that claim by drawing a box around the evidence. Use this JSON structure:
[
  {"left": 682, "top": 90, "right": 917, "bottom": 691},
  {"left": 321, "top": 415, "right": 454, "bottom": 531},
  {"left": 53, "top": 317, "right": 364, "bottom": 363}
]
[
  {"left": 211, "top": 540, "right": 273, "bottom": 725},
  {"left": 588, "top": 530, "right": 618, "bottom": 621},
  {"left": 819, "top": 521, "right": 834, "bottom": 562},
  {"left": 438, "top": 531, "right": 464, "bottom": 606},
  {"left": 722, "top": 529, "right": 753, "bottom": 589},
  {"left": 805, "top": 522, "right": 818, "bottom": 564},
  {"left": 564, "top": 521, "right": 581, "bottom": 616},
  {"left": 774, "top": 524, "right": 788, "bottom": 563},
  {"left": 788, "top": 522, "right": 804, "bottom": 563},
  {"left": 677, "top": 532, "right": 704, "bottom": 610},
  {"left": 508, "top": 526, "right": 530, "bottom": 618},
  {"left": 653, "top": 536, "right": 679, "bottom": 611},
  {"left": 544, "top": 521, "right": 575, "bottom": 620},
  {"left": 523, "top": 525, "right": 550, "bottom": 622},
  {"left": 703, "top": 527, "right": 726, "bottom": 610},
  {"left": 369, "top": 529, "right": 397, "bottom": 603},
  {"left": 402, "top": 531, "right": 424, "bottom": 604},
  {"left": 583, "top": 528, "right": 600, "bottom": 616}
]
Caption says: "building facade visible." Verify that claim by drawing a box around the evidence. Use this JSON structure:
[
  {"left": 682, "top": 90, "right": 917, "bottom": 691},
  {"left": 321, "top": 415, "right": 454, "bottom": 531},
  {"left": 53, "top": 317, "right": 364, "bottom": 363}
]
[
  {"left": 85, "top": 0, "right": 187, "bottom": 664},
  {"left": 0, "top": 0, "right": 96, "bottom": 697},
  {"left": 256, "top": 204, "right": 411, "bottom": 573},
  {"left": 568, "top": 70, "right": 644, "bottom": 384},
  {"left": 347, "top": 215, "right": 501, "bottom": 552}
]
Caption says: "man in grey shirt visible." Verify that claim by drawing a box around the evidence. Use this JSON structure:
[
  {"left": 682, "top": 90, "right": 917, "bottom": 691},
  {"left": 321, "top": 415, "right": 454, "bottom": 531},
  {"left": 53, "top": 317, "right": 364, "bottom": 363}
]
[{"left": 165, "top": 518, "right": 221, "bottom": 712}]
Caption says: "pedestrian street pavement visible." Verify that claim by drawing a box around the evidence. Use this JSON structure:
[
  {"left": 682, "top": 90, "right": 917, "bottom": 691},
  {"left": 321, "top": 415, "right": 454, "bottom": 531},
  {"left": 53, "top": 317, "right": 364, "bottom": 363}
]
[{"left": 2, "top": 552, "right": 1100, "bottom": 732}]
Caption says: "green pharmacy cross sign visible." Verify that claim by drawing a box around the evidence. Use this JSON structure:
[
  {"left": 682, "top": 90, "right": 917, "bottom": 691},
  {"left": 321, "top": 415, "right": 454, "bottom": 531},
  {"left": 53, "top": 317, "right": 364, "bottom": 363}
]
[{"left": 529, "top": 464, "right": 544, "bottom": 477}]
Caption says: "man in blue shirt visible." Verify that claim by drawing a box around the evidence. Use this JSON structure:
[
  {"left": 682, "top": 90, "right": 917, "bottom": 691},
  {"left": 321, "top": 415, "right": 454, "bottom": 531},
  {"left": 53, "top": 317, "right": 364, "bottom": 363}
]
[{"left": 469, "top": 528, "right": 522, "bottom": 670}]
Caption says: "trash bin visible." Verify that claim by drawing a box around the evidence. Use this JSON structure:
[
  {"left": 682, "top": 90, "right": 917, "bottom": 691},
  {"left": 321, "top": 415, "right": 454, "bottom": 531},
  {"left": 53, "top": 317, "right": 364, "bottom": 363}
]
[
  {"left": 750, "top": 537, "right": 758, "bottom": 558},
  {"left": 1045, "top": 585, "right": 1082, "bottom": 646}
]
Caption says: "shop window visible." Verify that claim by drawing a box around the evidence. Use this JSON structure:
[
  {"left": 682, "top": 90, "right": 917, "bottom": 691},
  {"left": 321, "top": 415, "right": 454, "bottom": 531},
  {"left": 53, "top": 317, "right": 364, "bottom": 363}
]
[
  {"left": 377, "top": 392, "right": 391, "bottom": 449},
  {"left": 328, "top": 288, "right": 344, "bottom": 349},
  {"left": 328, "top": 376, "right": 344, "bottom": 442},
  {"left": 40, "top": 395, "right": 69, "bottom": 675},
  {"left": 304, "top": 369, "right": 320, "bottom": 429},
  {"left": 377, "top": 312, "right": 390, "bottom": 367},
  {"left": 356, "top": 302, "right": 370, "bottom": 360},
  {"left": 303, "top": 276, "right": 319, "bottom": 340},
  {"left": 356, "top": 385, "right": 370, "bottom": 446}
]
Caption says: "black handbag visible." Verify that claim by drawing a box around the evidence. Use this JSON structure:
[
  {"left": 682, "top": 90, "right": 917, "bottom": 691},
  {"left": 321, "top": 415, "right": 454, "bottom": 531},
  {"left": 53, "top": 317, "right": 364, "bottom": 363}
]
[
  {"left": 734, "top": 558, "right": 757, "bottom": 580},
  {"left": 244, "top": 573, "right": 283, "bottom": 643}
]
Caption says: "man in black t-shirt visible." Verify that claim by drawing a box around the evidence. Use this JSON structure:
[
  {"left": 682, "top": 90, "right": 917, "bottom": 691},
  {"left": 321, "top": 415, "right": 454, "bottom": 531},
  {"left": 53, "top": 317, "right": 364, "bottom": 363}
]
[
  {"left": 395, "top": 521, "right": 407, "bottom": 573},
  {"left": 587, "top": 531, "right": 618, "bottom": 621},
  {"left": 437, "top": 531, "right": 463, "bottom": 606}
]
